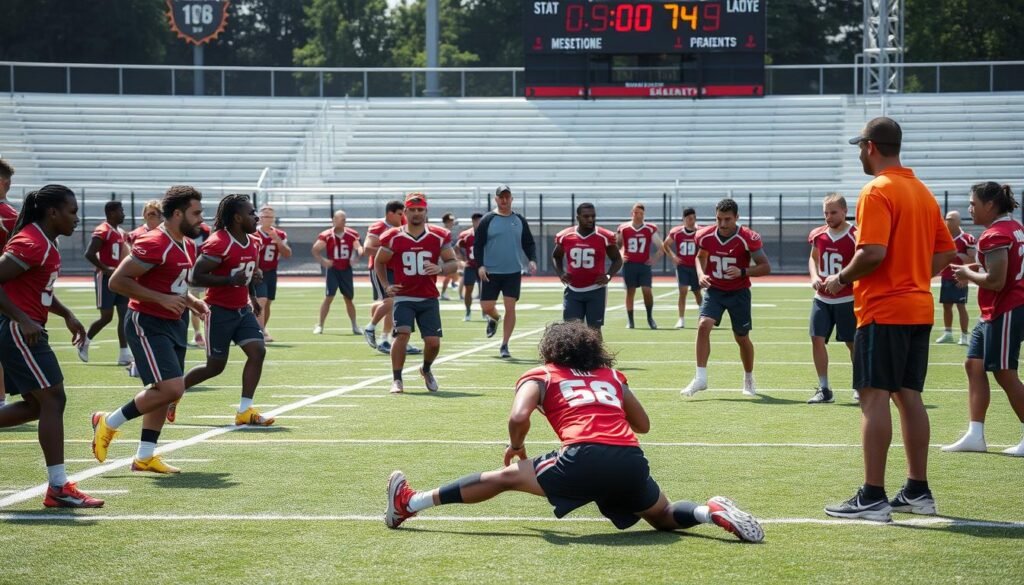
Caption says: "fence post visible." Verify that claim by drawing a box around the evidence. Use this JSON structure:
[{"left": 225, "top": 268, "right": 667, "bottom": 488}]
[
  {"left": 364, "top": 71, "right": 369, "bottom": 99},
  {"left": 538, "top": 193, "right": 545, "bottom": 273},
  {"left": 130, "top": 191, "right": 136, "bottom": 229},
  {"left": 252, "top": 191, "right": 258, "bottom": 210},
  {"left": 461, "top": 70, "right": 466, "bottom": 97},
  {"left": 777, "top": 194, "right": 784, "bottom": 272},
  {"left": 80, "top": 188, "right": 87, "bottom": 249},
  {"left": 943, "top": 190, "right": 949, "bottom": 215},
  {"left": 748, "top": 192, "right": 753, "bottom": 229},
  {"left": 570, "top": 193, "right": 575, "bottom": 224},
  {"left": 330, "top": 194, "right": 335, "bottom": 217},
  {"left": 662, "top": 192, "right": 669, "bottom": 274}
]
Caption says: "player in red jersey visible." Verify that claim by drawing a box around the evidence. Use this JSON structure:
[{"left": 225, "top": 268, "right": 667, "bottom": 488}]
[
  {"left": 79, "top": 200, "right": 131, "bottom": 366},
  {"left": 363, "top": 201, "right": 412, "bottom": 355},
  {"left": 552, "top": 203, "right": 623, "bottom": 339},
  {"left": 944, "top": 182, "right": 1024, "bottom": 456},
  {"left": 384, "top": 321, "right": 763, "bottom": 541},
  {"left": 616, "top": 203, "right": 663, "bottom": 329},
  {"left": 254, "top": 205, "right": 291, "bottom": 341},
  {"left": 375, "top": 193, "right": 458, "bottom": 394},
  {"left": 936, "top": 211, "right": 977, "bottom": 345},
  {"left": 91, "top": 186, "right": 209, "bottom": 474},
  {"left": 807, "top": 194, "right": 858, "bottom": 404},
  {"left": 0, "top": 158, "right": 18, "bottom": 408},
  {"left": 188, "top": 221, "right": 213, "bottom": 348},
  {"left": 439, "top": 212, "right": 460, "bottom": 300},
  {"left": 456, "top": 213, "right": 482, "bottom": 321},
  {"left": 682, "top": 198, "right": 772, "bottom": 398},
  {"left": 124, "top": 199, "right": 162, "bottom": 246},
  {"left": 663, "top": 207, "right": 703, "bottom": 329},
  {"left": 312, "top": 210, "right": 362, "bottom": 335},
  {"left": 0, "top": 184, "right": 104, "bottom": 507}
]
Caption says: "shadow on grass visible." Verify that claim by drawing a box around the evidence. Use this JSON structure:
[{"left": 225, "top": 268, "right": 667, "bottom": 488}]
[
  {"left": 894, "top": 516, "right": 1024, "bottom": 539},
  {"left": 407, "top": 391, "right": 484, "bottom": 399},
  {"left": 0, "top": 424, "right": 38, "bottom": 433},
  {"left": 234, "top": 425, "right": 293, "bottom": 434},
  {"left": 145, "top": 471, "right": 240, "bottom": 490},
  {"left": 1, "top": 509, "right": 102, "bottom": 527},
  {"left": 401, "top": 524, "right": 732, "bottom": 544},
  {"left": 708, "top": 394, "right": 806, "bottom": 406}
]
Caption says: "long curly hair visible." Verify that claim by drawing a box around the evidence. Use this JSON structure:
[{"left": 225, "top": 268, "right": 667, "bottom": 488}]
[
  {"left": 11, "top": 184, "right": 74, "bottom": 237},
  {"left": 213, "top": 193, "right": 251, "bottom": 231},
  {"left": 538, "top": 321, "right": 615, "bottom": 371}
]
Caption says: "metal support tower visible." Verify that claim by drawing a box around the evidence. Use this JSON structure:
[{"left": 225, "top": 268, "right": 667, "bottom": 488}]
[{"left": 862, "top": 0, "right": 904, "bottom": 94}]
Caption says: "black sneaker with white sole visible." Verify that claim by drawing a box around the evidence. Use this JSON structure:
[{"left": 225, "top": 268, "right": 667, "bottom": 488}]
[
  {"left": 485, "top": 318, "right": 498, "bottom": 338},
  {"left": 499, "top": 345, "right": 511, "bottom": 359},
  {"left": 889, "top": 488, "right": 937, "bottom": 515},
  {"left": 807, "top": 387, "right": 834, "bottom": 404},
  {"left": 824, "top": 488, "right": 892, "bottom": 522}
]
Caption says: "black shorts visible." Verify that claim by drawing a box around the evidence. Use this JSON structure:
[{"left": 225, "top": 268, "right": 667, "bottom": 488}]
[
  {"left": 462, "top": 266, "right": 478, "bottom": 287},
  {"left": 126, "top": 309, "right": 188, "bottom": 386},
  {"left": 94, "top": 272, "right": 127, "bottom": 310},
  {"left": 967, "top": 306, "right": 1024, "bottom": 372},
  {"left": 0, "top": 316, "right": 63, "bottom": 395},
  {"left": 563, "top": 287, "right": 607, "bottom": 328},
  {"left": 393, "top": 298, "right": 443, "bottom": 338},
  {"left": 809, "top": 299, "right": 856, "bottom": 343},
  {"left": 480, "top": 272, "right": 522, "bottom": 301},
  {"left": 253, "top": 269, "right": 278, "bottom": 301},
  {"left": 622, "top": 262, "right": 653, "bottom": 289},
  {"left": 675, "top": 265, "right": 700, "bottom": 290},
  {"left": 205, "top": 305, "right": 264, "bottom": 360},
  {"left": 371, "top": 269, "right": 395, "bottom": 301},
  {"left": 700, "top": 287, "right": 753, "bottom": 336},
  {"left": 326, "top": 267, "right": 354, "bottom": 299},
  {"left": 939, "top": 279, "right": 969, "bottom": 304},
  {"left": 533, "top": 443, "right": 661, "bottom": 530},
  {"left": 853, "top": 323, "right": 931, "bottom": 392}
]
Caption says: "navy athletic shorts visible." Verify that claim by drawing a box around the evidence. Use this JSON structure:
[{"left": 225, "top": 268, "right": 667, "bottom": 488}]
[
  {"left": 94, "top": 272, "right": 127, "bottom": 310},
  {"left": 0, "top": 316, "right": 64, "bottom": 395},
  {"left": 563, "top": 287, "right": 607, "bottom": 328},
  {"left": 480, "top": 272, "right": 522, "bottom": 301},
  {"left": 853, "top": 323, "right": 931, "bottom": 392},
  {"left": 967, "top": 306, "right": 1024, "bottom": 372},
  {"left": 205, "top": 305, "right": 264, "bottom": 360},
  {"left": 622, "top": 262, "right": 653, "bottom": 289},
  {"left": 393, "top": 298, "right": 443, "bottom": 338},
  {"left": 939, "top": 279, "right": 969, "bottom": 305},
  {"left": 371, "top": 269, "right": 395, "bottom": 301},
  {"left": 125, "top": 309, "right": 188, "bottom": 386},
  {"left": 675, "top": 265, "right": 700, "bottom": 289},
  {"left": 326, "top": 267, "right": 354, "bottom": 299},
  {"left": 253, "top": 269, "right": 278, "bottom": 301},
  {"left": 700, "top": 287, "right": 753, "bottom": 336},
  {"left": 809, "top": 298, "right": 856, "bottom": 343}
]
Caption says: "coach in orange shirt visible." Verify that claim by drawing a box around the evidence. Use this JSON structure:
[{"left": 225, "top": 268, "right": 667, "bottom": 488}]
[{"left": 821, "top": 117, "right": 956, "bottom": 523}]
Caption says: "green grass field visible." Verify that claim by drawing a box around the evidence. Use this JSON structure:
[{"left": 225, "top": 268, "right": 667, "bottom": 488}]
[{"left": 1, "top": 283, "right": 1022, "bottom": 584}]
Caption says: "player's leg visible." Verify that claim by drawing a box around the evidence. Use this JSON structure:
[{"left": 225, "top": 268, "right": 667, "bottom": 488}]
[
  {"left": 317, "top": 269, "right": 339, "bottom": 333},
  {"left": 944, "top": 320, "right": 990, "bottom": 452},
  {"left": 480, "top": 272, "right": 502, "bottom": 338},
  {"left": 990, "top": 308, "right": 1024, "bottom": 455},
  {"left": 956, "top": 301, "right": 970, "bottom": 344},
  {"left": 389, "top": 302, "right": 414, "bottom": 393},
  {"left": 188, "top": 288, "right": 206, "bottom": 347},
  {"left": 638, "top": 490, "right": 764, "bottom": 542},
  {"left": 416, "top": 299, "right": 442, "bottom": 392},
  {"left": 113, "top": 298, "right": 131, "bottom": 364},
  {"left": 936, "top": 281, "right": 956, "bottom": 343},
  {"left": 0, "top": 391, "right": 39, "bottom": 426},
  {"left": 640, "top": 263, "right": 656, "bottom": 329},
  {"left": 728, "top": 289, "right": 756, "bottom": 395},
  {"left": 808, "top": 299, "right": 834, "bottom": 403},
  {"left": 500, "top": 295, "right": 517, "bottom": 357},
  {"left": 31, "top": 383, "right": 102, "bottom": 507},
  {"left": 676, "top": 285, "right": 688, "bottom": 328},
  {"left": 337, "top": 268, "right": 360, "bottom": 334},
  {"left": 461, "top": 268, "right": 477, "bottom": 320},
  {"left": 624, "top": 286, "right": 637, "bottom": 328},
  {"left": 0, "top": 371, "right": 6, "bottom": 408},
  {"left": 231, "top": 308, "right": 273, "bottom": 425},
  {"left": 890, "top": 385, "right": 936, "bottom": 515},
  {"left": 586, "top": 288, "right": 607, "bottom": 341},
  {"left": 81, "top": 307, "right": 113, "bottom": 363}
]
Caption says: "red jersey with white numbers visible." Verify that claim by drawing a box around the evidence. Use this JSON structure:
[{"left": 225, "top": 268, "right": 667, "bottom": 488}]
[
  {"left": 456, "top": 228, "right": 477, "bottom": 268},
  {"left": 516, "top": 364, "right": 638, "bottom": 447},
  {"left": 809, "top": 224, "right": 858, "bottom": 303},
  {"left": 257, "top": 226, "right": 288, "bottom": 272},
  {"left": 125, "top": 225, "right": 154, "bottom": 246},
  {"left": 318, "top": 227, "right": 360, "bottom": 270},
  {"left": 554, "top": 227, "right": 615, "bottom": 292},
  {"left": 977, "top": 216, "right": 1024, "bottom": 321},
  {"left": 128, "top": 227, "right": 197, "bottom": 320},
  {"left": 367, "top": 219, "right": 405, "bottom": 269},
  {"left": 0, "top": 200, "right": 18, "bottom": 249},
  {"left": 379, "top": 225, "right": 452, "bottom": 299},
  {"left": 92, "top": 222, "right": 126, "bottom": 270},
  {"left": 667, "top": 225, "right": 699, "bottom": 267},
  {"left": 940, "top": 231, "right": 978, "bottom": 281},
  {"left": 617, "top": 222, "right": 658, "bottom": 264},
  {"left": 1, "top": 224, "right": 61, "bottom": 325},
  {"left": 695, "top": 225, "right": 763, "bottom": 292},
  {"left": 201, "top": 230, "right": 262, "bottom": 310}
]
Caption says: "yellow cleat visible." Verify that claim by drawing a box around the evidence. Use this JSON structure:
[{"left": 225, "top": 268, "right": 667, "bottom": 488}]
[
  {"left": 90, "top": 412, "right": 119, "bottom": 463},
  {"left": 131, "top": 455, "right": 181, "bottom": 474},
  {"left": 235, "top": 407, "right": 275, "bottom": 426}
]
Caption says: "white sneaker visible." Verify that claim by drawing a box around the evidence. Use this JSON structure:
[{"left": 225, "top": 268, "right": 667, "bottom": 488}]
[
  {"left": 674, "top": 318, "right": 685, "bottom": 329},
  {"left": 77, "top": 343, "right": 89, "bottom": 363},
  {"left": 126, "top": 362, "right": 139, "bottom": 378},
  {"left": 742, "top": 377, "right": 757, "bottom": 397},
  {"left": 117, "top": 352, "right": 132, "bottom": 366},
  {"left": 853, "top": 390, "right": 860, "bottom": 402},
  {"left": 313, "top": 325, "right": 323, "bottom": 335},
  {"left": 440, "top": 293, "right": 450, "bottom": 301},
  {"left": 680, "top": 378, "right": 708, "bottom": 397},
  {"left": 935, "top": 331, "right": 954, "bottom": 344},
  {"left": 941, "top": 432, "right": 986, "bottom": 453},
  {"left": 1001, "top": 440, "right": 1024, "bottom": 457},
  {"left": 958, "top": 333, "right": 969, "bottom": 345},
  {"left": 463, "top": 313, "right": 471, "bottom": 322},
  {"left": 352, "top": 325, "right": 362, "bottom": 335},
  {"left": 389, "top": 380, "right": 404, "bottom": 394}
]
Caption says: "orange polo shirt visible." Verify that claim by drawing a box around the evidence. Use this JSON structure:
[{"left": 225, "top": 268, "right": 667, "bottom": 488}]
[{"left": 853, "top": 167, "right": 955, "bottom": 326}]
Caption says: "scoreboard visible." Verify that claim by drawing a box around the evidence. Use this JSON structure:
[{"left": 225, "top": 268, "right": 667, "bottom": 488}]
[{"left": 523, "top": 0, "right": 766, "bottom": 99}]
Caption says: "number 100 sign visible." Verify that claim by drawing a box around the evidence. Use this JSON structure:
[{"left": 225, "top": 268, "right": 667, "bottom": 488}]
[{"left": 166, "top": 0, "right": 230, "bottom": 46}]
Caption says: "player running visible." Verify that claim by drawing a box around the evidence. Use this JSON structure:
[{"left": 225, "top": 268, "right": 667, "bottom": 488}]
[
  {"left": 681, "top": 198, "right": 772, "bottom": 398},
  {"left": 255, "top": 205, "right": 291, "bottom": 341},
  {"left": 439, "top": 212, "right": 459, "bottom": 300},
  {"left": 552, "top": 202, "right": 623, "bottom": 338},
  {"left": 456, "top": 213, "right": 482, "bottom": 321},
  {"left": 375, "top": 193, "right": 458, "bottom": 394},
  {"left": 0, "top": 185, "right": 103, "bottom": 508},
  {"left": 385, "top": 321, "right": 763, "bottom": 542},
  {"left": 188, "top": 220, "right": 212, "bottom": 348},
  {"left": 944, "top": 182, "right": 1024, "bottom": 456},
  {"left": 363, "top": 201, "right": 412, "bottom": 355},
  {"left": 79, "top": 200, "right": 131, "bottom": 366},
  {"left": 936, "top": 211, "right": 976, "bottom": 345},
  {"left": 807, "top": 194, "right": 858, "bottom": 404},
  {"left": 664, "top": 207, "right": 703, "bottom": 329},
  {"left": 312, "top": 210, "right": 362, "bottom": 335},
  {"left": 617, "top": 203, "right": 663, "bottom": 330}
]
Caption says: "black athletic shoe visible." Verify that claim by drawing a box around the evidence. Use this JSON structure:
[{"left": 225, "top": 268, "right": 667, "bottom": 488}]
[
  {"left": 807, "top": 387, "right": 834, "bottom": 404},
  {"left": 647, "top": 317, "right": 658, "bottom": 330},
  {"left": 824, "top": 488, "right": 892, "bottom": 522},
  {"left": 889, "top": 488, "right": 937, "bottom": 515},
  {"left": 499, "top": 345, "right": 511, "bottom": 359},
  {"left": 406, "top": 344, "right": 423, "bottom": 355},
  {"left": 485, "top": 317, "right": 498, "bottom": 338}
]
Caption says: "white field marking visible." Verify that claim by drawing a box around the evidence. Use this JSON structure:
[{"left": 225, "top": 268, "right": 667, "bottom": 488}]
[
  {"left": 332, "top": 385, "right": 969, "bottom": 393},
  {"left": 190, "top": 415, "right": 333, "bottom": 420},
  {"left": 298, "top": 404, "right": 360, "bottom": 409},
  {"left": 64, "top": 458, "right": 213, "bottom": 463},
  {"left": 0, "top": 489, "right": 131, "bottom": 496},
  {"left": 0, "top": 325, "right": 547, "bottom": 510},
  {"left": 65, "top": 384, "right": 350, "bottom": 390},
  {"left": 225, "top": 404, "right": 280, "bottom": 408},
  {"left": 271, "top": 394, "right": 312, "bottom": 398}
]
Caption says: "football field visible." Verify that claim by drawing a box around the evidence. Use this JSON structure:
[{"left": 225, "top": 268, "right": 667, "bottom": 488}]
[{"left": 1, "top": 282, "right": 1022, "bottom": 584}]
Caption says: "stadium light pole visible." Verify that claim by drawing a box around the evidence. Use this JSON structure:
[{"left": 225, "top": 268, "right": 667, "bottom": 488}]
[
  {"left": 194, "top": 45, "right": 204, "bottom": 96},
  {"left": 424, "top": 0, "right": 441, "bottom": 97}
]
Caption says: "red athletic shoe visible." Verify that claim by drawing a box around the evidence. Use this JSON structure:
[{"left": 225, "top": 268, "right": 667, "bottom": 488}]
[
  {"left": 43, "top": 482, "right": 104, "bottom": 508},
  {"left": 166, "top": 399, "right": 179, "bottom": 423},
  {"left": 384, "top": 470, "right": 417, "bottom": 529},
  {"left": 707, "top": 496, "right": 764, "bottom": 543}
]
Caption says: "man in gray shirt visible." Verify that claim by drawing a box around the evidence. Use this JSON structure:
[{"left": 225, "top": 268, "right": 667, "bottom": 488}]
[{"left": 473, "top": 185, "right": 537, "bottom": 358}]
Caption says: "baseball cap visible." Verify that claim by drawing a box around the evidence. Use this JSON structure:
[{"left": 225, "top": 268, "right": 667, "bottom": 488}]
[
  {"left": 848, "top": 116, "right": 902, "bottom": 146},
  {"left": 404, "top": 192, "right": 428, "bottom": 208},
  {"left": 495, "top": 184, "right": 512, "bottom": 197}
]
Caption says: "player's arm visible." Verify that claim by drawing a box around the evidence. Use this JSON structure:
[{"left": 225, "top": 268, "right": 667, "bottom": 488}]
[
  {"left": 931, "top": 248, "right": 959, "bottom": 277},
  {"left": 954, "top": 247, "right": 1008, "bottom": 291},
  {"left": 191, "top": 255, "right": 246, "bottom": 288},
  {"left": 648, "top": 233, "right": 665, "bottom": 264},
  {"left": 109, "top": 257, "right": 187, "bottom": 316},
  {"left": 506, "top": 379, "right": 541, "bottom": 464},
  {"left": 965, "top": 244, "right": 977, "bottom": 264},
  {"left": 0, "top": 255, "right": 40, "bottom": 342},
  {"left": 808, "top": 248, "right": 821, "bottom": 290},
  {"left": 745, "top": 249, "right": 771, "bottom": 277},
  {"left": 46, "top": 295, "right": 86, "bottom": 347},
  {"left": 615, "top": 230, "right": 624, "bottom": 252},
  {"left": 836, "top": 245, "right": 886, "bottom": 285},
  {"left": 374, "top": 247, "right": 397, "bottom": 296},
  {"left": 662, "top": 236, "right": 680, "bottom": 264},
  {"left": 363, "top": 232, "right": 380, "bottom": 260},
  {"left": 436, "top": 246, "right": 458, "bottom": 275},
  {"left": 551, "top": 243, "right": 570, "bottom": 285},
  {"left": 274, "top": 231, "right": 293, "bottom": 258},
  {"left": 602, "top": 243, "right": 624, "bottom": 284},
  {"left": 84, "top": 236, "right": 110, "bottom": 274},
  {"left": 311, "top": 239, "right": 331, "bottom": 269},
  {"left": 621, "top": 385, "right": 650, "bottom": 434},
  {"left": 695, "top": 248, "right": 711, "bottom": 288}
]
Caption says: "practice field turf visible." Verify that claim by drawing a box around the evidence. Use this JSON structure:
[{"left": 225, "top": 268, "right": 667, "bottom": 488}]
[{"left": 1, "top": 283, "right": 1022, "bottom": 584}]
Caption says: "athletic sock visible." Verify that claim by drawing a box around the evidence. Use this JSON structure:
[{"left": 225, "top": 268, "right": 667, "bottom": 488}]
[
  {"left": 818, "top": 375, "right": 830, "bottom": 389},
  {"left": 861, "top": 483, "right": 886, "bottom": 501},
  {"left": 904, "top": 478, "right": 930, "bottom": 497},
  {"left": 944, "top": 327, "right": 952, "bottom": 334},
  {"left": 744, "top": 371, "right": 754, "bottom": 383},
  {"left": 82, "top": 337, "right": 91, "bottom": 347},
  {"left": 422, "top": 362, "right": 432, "bottom": 374},
  {"left": 106, "top": 400, "right": 142, "bottom": 430},
  {"left": 695, "top": 367, "right": 708, "bottom": 383},
  {"left": 626, "top": 310, "right": 635, "bottom": 326},
  {"left": 393, "top": 369, "right": 403, "bottom": 382},
  {"left": 46, "top": 464, "right": 68, "bottom": 488},
  {"left": 136, "top": 428, "right": 160, "bottom": 460},
  {"left": 364, "top": 323, "right": 375, "bottom": 331},
  {"left": 645, "top": 306, "right": 653, "bottom": 320},
  {"left": 967, "top": 421, "right": 984, "bottom": 437},
  {"left": 693, "top": 505, "right": 711, "bottom": 524},
  {"left": 238, "top": 397, "right": 254, "bottom": 413},
  {"left": 407, "top": 491, "right": 435, "bottom": 513},
  {"left": 119, "top": 347, "right": 131, "bottom": 360}
]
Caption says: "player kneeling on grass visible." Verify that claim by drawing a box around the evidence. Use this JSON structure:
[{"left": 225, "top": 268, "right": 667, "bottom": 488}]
[{"left": 385, "top": 321, "right": 764, "bottom": 542}]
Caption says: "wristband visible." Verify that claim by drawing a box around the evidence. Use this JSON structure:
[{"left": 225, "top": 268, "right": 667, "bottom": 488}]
[
  {"left": 740, "top": 267, "right": 747, "bottom": 278},
  {"left": 837, "top": 272, "right": 848, "bottom": 286}
]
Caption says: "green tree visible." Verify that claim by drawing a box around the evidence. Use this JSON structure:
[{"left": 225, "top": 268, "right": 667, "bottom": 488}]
[
  {"left": 389, "top": 0, "right": 479, "bottom": 67},
  {"left": 293, "top": 0, "right": 393, "bottom": 66},
  {"left": 905, "top": 0, "right": 1024, "bottom": 61},
  {"left": 766, "top": 0, "right": 863, "bottom": 65},
  {"left": 460, "top": 0, "right": 522, "bottom": 67}
]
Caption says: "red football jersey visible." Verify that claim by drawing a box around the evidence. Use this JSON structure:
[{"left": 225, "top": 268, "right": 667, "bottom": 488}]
[
  {"left": 617, "top": 222, "right": 658, "bottom": 264},
  {"left": 191, "top": 223, "right": 212, "bottom": 248},
  {"left": 201, "top": 230, "right": 261, "bottom": 310},
  {"left": 554, "top": 227, "right": 615, "bottom": 291},
  {"left": 318, "top": 227, "right": 360, "bottom": 270},
  {"left": 694, "top": 225, "right": 763, "bottom": 291},
  {"left": 128, "top": 227, "right": 197, "bottom": 320},
  {"left": 379, "top": 225, "right": 452, "bottom": 299},
  {"left": 1, "top": 224, "right": 61, "bottom": 325},
  {"left": 0, "top": 200, "right": 18, "bottom": 249},
  {"left": 125, "top": 225, "right": 153, "bottom": 246},
  {"left": 977, "top": 216, "right": 1024, "bottom": 321},
  {"left": 92, "top": 222, "right": 126, "bottom": 270},
  {"left": 516, "top": 364, "right": 638, "bottom": 448},
  {"left": 667, "top": 225, "right": 699, "bottom": 267},
  {"left": 940, "top": 231, "right": 978, "bottom": 281},
  {"left": 257, "top": 226, "right": 288, "bottom": 272},
  {"left": 367, "top": 219, "right": 405, "bottom": 269},
  {"left": 456, "top": 228, "right": 477, "bottom": 268},
  {"left": 809, "top": 224, "right": 858, "bottom": 303}
]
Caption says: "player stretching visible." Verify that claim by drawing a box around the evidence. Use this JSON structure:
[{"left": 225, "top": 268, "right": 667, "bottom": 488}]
[
  {"left": 312, "top": 210, "right": 362, "bottom": 335},
  {"left": 682, "top": 198, "right": 771, "bottom": 397},
  {"left": 552, "top": 202, "right": 622, "bottom": 338},
  {"left": 363, "top": 200, "right": 412, "bottom": 355},
  {"left": 944, "top": 182, "right": 1024, "bottom": 456},
  {"left": 617, "top": 203, "right": 663, "bottom": 329},
  {"left": 936, "top": 211, "right": 976, "bottom": 344},
  {"left": 255, "top": 205, "right": 291, "bottom": 341},
  {"left": 456, "top": 213, "right": 482, "bottom": 321},
  {"left": 385, "top": 321, "right": 763, "bottom": 542},
  {"left": 807, "top": 195, "right": 858, "bottom": 404},
  {"left": 79, "top": 200, "right": 131, "bottom": 366},
  {"left": 91, "top": 185, "right": 208, "bottom": 474},
  {"left": 664, "top": 207, "right": 703, "bottom": 329},
  {"left": 0, "top": 185, "right": 103, "bottom": 507},
  {"left": 0, "top": 158, "right": 20, "bottom": 408},
  {"left": 375, "top": 193, "right": 457, "bottom": 394}
]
